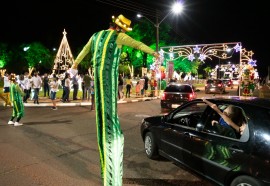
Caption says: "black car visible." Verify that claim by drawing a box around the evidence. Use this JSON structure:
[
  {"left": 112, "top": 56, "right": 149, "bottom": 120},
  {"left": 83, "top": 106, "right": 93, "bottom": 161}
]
[
  {"left": 160, "top": 83, "right": 197, "bottom": 109},
  {"left": 205, "top": 79, "right": 225, "bottom": 94},
  {"left": 221, "top": 78, "right": 233, "bottom": 89},
  {"left": 141, "top": 97, "right": 270, "bottom": 186}
]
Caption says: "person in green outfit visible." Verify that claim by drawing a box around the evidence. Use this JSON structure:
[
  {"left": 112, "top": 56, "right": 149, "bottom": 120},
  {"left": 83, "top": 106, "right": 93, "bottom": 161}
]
[
  {"left": 8, "top": 74, "right": 25, "bottom": 126},
  {"left": 70, "top": 14, "right": 159, "bottom": 186}
]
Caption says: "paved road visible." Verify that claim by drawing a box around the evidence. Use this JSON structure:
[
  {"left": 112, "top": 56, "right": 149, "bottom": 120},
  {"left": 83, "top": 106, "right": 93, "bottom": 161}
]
[{"left": 0, "top": 100, "right": 214, "bottom": 186}]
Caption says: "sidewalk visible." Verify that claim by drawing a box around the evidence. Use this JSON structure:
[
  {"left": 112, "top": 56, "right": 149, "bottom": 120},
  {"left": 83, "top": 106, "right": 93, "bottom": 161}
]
[{"left": 0, "top": 94, "right": 158, "bottom": 107}]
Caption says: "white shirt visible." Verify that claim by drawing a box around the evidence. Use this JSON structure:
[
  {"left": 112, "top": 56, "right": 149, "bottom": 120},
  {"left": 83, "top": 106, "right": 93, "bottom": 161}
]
[
  {"left": 49, "top": 80, "right": 59, "bottom": 92},
  {"left": 32, "top": 75, "right": 42, "bottom": 88},
  {"left": 4, "top": 75, "right": 10, "bottom": 87}
]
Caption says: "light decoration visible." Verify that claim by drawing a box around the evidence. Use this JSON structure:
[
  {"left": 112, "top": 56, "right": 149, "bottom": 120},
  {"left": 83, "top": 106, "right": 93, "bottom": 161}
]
[
  {"left": 159, "top": 42, "right": 257, "bottom": 97},
  {"left": 53, "top": 29, "right": 75, "bottom": 75},
  {"left": 160, "top": 42, "right": 241, "bottom": 64}
]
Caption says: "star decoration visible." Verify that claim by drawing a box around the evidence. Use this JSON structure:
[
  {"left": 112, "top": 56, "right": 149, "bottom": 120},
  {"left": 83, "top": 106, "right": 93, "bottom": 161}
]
[
  {"left": 193, "top": 45, "right": 201, "bottom": 53},
  {"left": 248, "top": 59, "right": 257, "bottom": 66},
  {"left": 199, "top": 54, "right": 206, "bottom": 61},
  {"left": 247, "top": 51, "right": 254, "bottom": 57},
  {"left": 188, "top": 54, "right": 195, "bottom": 61},
  {"left": 233, "top": 43, "right": 242, "bottom": 52}
]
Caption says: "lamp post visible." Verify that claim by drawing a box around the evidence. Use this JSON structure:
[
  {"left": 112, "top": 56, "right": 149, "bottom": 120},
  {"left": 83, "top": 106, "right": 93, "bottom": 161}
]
[
  {"left": 137, "top": 2, "right": 183, "bottom": 97},
  {"left": 137, "top": 2, "right": 183, "bottom": 52}
]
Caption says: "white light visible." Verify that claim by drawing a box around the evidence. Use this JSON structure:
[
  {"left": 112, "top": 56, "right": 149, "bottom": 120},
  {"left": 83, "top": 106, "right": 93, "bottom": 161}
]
[
  {"left": 172, "top": 2, "right": 183, "bottom": 14},
  {"left": 137, "top": 14, "right": 142, "bottom": 18},
  {"left": 23, "top": 46, "right": 30, "bottom": 51}
]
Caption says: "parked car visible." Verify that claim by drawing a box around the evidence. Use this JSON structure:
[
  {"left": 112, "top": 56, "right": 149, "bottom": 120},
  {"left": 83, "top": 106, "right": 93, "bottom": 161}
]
[
  {"left": 141, "top": 97, "right": 270, "bottom": 186},
  {"left": 221, "top": 78, "right": 233, "bottom": 89},
  {"left": 160, "top": 83, "right": 197, "bottom": 109},
  {"left": 205, "top": 79, "right": 225, "bottom": 94},
  {"left": 232, "top": 77, "right": 240, "bottom": 86}
]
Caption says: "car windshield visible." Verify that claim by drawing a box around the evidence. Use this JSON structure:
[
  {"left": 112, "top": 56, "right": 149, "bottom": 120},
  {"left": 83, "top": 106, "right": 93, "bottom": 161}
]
[{"left": 165, "top": 85, "right": 192, "bottom": 93}]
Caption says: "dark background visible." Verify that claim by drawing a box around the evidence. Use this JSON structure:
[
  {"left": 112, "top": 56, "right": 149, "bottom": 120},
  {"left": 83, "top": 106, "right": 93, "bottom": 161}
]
[{"left": 1, "top": 0, "right": 268, "bottom": 77}]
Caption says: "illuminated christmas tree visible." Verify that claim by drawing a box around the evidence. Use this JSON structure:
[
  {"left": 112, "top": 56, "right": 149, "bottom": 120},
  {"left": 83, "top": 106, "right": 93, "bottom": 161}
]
[{"left": 52, "top": 29, "right": 74, "bottom": 75}]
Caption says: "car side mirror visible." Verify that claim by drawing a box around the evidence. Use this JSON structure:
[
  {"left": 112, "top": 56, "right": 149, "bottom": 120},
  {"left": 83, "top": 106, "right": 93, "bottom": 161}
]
[{"left": 196, "top": 122, "right": 204, "bottom": 132}]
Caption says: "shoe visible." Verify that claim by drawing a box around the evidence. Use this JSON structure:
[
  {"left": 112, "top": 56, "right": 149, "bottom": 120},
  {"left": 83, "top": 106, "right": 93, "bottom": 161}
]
[
  {"left": 8, "top": 121, "right": 14, "bottom": 125},
  {"left": 14, "top": 122, "right": 23, "bottom": 126},
  {"left": 52, "top": 107, "right": 58, "bottom": 110}
]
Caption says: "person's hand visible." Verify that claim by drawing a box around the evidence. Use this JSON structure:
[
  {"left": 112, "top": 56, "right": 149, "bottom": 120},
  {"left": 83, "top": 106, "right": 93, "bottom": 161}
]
[
  {"left": 240, "top": 124, "right": 247, "bottom": 135},
  {"left": 153, "top": 52, "right": 160, "bottom": 61},
  {"left": 68, "top": 68, "right": 78, "bottom": 78}
]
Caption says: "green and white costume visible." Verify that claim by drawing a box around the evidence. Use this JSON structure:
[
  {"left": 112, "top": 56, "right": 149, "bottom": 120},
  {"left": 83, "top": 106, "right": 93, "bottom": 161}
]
[{"left": 73, "top": 29, "right": 155, "bottom": 186}]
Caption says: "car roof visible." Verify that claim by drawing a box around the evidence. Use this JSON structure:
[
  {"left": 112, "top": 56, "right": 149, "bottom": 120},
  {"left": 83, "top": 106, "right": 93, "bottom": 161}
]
[{"left": 198, "top": 96, "right": 270, "bottom": 109}]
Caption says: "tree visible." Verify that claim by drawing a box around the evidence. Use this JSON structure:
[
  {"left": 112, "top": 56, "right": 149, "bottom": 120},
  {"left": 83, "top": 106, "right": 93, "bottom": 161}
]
[
  {"left": 204, "top": 66, "right": 212, "bottom": 78},
  {"left": 20, "top": 42, "right": 52, "bottom": 74}
]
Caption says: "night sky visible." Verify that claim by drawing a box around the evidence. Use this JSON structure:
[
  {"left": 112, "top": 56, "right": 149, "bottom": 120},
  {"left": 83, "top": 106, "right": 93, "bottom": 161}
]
[{"left": 1, "top": 0, "right": 269, "bottom": 76}]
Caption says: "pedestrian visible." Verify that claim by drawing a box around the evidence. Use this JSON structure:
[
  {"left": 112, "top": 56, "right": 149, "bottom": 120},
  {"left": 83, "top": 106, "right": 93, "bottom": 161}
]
[
  {"left": 43, "top": 73, "right": 50, "bottom": 97},
  {"left": 83, "top": 73, "right": 91, "bottom": 101},
  {"left": 136, "top": 81, "right": 141, "bottom": 97},
  {"left": 143, "top": 73, "right": 149, "bottom": 96},
  {"left": 3, "top": 72, "right": 11, "bottom": 106},
  {"left": 72, "top": 73, "right": 79, "bottom": 100},
  {"left": 23, "top": 72, "right": 31, "bottom": 103},
  {"left": 125, "top": 75, "right": 132, "bottom": 98},
  {"left": 8, "top": 74, "right": 25, "bottom": 126},
  {"left": 62, "top": 73, "right": 71, "bottom": 102},
  {"left": 118, "top": 74, "right": 124, "bottom": 100},
  {"left": 32, "top": 72, "right": 42, "bottom": 104},
  {"left": 69, "top": 14, "right": 159, "bottom": 185},
  {"left": 90, "top": 78, "right": 95, "bottom": 111},
  {"left": 49, "top": 74, "right": 59, "bottom": 110}
]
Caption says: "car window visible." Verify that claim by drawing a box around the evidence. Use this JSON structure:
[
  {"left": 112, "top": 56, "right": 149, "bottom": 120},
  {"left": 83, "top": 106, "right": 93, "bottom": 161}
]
[
  {"left": 164, "top": 85, "right": 192, "bottom": 93},
  {"left": 170, "top": 102, "right": 207, "bottom": 128},
  {"left": 203, "top": 103, "right": 249, "bottom": 140}
]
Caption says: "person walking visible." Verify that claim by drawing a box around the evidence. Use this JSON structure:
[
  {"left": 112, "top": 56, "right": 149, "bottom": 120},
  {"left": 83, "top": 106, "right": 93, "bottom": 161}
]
[
  {"left": 22, "top": 72, "right": 31, "bottom": 103},
  {"left": 8, "top": 74, "right": 25, "bottom": 126},
  {"left": 143, "top": 73, "right": 149, "bottom": 96},
  {"left": 83, "top": 73, "right": 91, "bottom": 101},
  {"left": 72, "top": 74, "right": 79, "bottom": 100},
  {"left": 32, "top": 72, "right": 42, "bottom": 104},
  {"left": 90, "top": 77, "right": 95, "bottom": 111},
  {"left": 3, "top": 72, "right": 11, "bottom": 106},
  {"left": 62, "top": 73, "right": 71, "bottom": 102},
  {"left": 70, "top": 14, "right": 159, "bottom": 185},
  {"left": 118, "top": 74, "right": 124, "bottom": 100},
  {"left": 43, "top": 73, "right": 50, "bottom": 97},
  {"left": 125, "top": 75, "right": 132, "bottom": 98},
  {"left": 49, "top": 74, "right": 59, "bottom": 110}
]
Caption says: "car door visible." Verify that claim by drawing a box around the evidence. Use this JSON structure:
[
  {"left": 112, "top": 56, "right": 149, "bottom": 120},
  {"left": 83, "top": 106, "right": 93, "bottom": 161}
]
[
  {"left": 185, "top": 103, "right": 251, "bottom": 184},
  {"left": 160, "top": 102, "right": 207, "bottom": 165}
]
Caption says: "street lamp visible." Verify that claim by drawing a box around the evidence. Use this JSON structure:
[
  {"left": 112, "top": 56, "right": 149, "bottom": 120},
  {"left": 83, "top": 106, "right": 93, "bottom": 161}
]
[{"left": 137, "top": 2, "right": 183, "bottom": 52}]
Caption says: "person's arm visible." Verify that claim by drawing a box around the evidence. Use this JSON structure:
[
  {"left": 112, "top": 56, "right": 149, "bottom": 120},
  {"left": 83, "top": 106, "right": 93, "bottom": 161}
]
[
  {"left": 116, "top": 33, "right": 159, "bottom": 58},
  {"left": 202, "top": 99, "right": 241, "bottom": 132},
  {"left": 73, "top": 36, "right": 93, "bottom": 69}
]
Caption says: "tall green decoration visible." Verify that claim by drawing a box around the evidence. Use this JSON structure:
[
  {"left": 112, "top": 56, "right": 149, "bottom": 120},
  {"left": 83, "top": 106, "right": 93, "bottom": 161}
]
[{"left": 71, "top": 14, "right": 158, "bottom": 186}]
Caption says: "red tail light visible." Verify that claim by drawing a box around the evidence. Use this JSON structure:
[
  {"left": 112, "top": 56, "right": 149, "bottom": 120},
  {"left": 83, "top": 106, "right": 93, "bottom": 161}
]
[
  {"left": 189, "top": 93, "right": 194, "bottom": 100},
  {"left": 161, "top": 93, "right": 166, "bottom": 100}
]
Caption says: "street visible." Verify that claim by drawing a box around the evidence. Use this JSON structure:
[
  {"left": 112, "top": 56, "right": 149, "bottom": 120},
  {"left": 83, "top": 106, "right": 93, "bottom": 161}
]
[
  {"left": 0, "top": 98, "right": 215, "bottom": 186},
  {"left": 1, "top": 85, "right": 267, "bottom": 186}
]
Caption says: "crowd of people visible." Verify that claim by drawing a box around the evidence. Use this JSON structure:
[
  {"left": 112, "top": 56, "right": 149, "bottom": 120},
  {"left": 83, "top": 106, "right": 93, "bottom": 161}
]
[{"left": 1, "top": 71, "right": 97, "bottom": 124}]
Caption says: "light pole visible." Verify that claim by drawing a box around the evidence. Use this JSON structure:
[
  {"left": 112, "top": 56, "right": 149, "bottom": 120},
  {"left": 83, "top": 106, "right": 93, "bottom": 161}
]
[
  {"left": 137, "top": 2, "right": 183, "bottom": 52},
  {"left": 137, "top": 2, "right": 183, "bottom": 97}
]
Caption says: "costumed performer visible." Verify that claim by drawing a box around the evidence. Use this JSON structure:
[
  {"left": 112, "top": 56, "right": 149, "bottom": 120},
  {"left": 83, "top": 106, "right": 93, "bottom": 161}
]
[
  {"left": 70, "top": 14, "right": 159, "bottom": 186},
  {"left": 8, "top": 74, "right": 25, "bottom": 126}
]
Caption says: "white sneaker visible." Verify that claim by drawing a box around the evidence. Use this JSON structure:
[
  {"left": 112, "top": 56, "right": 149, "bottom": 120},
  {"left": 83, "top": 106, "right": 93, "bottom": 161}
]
[
  {"left": 14, "top": 122, "right": 23, "bottom": 126},
  {"left": 8, "top": 121, "right": 14, "bottom": 125}
]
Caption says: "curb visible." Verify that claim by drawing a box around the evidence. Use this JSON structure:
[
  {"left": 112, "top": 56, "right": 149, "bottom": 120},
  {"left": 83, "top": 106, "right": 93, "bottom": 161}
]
[{"left": 1, "top": 97, "right": 158, "bottom": 107}]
